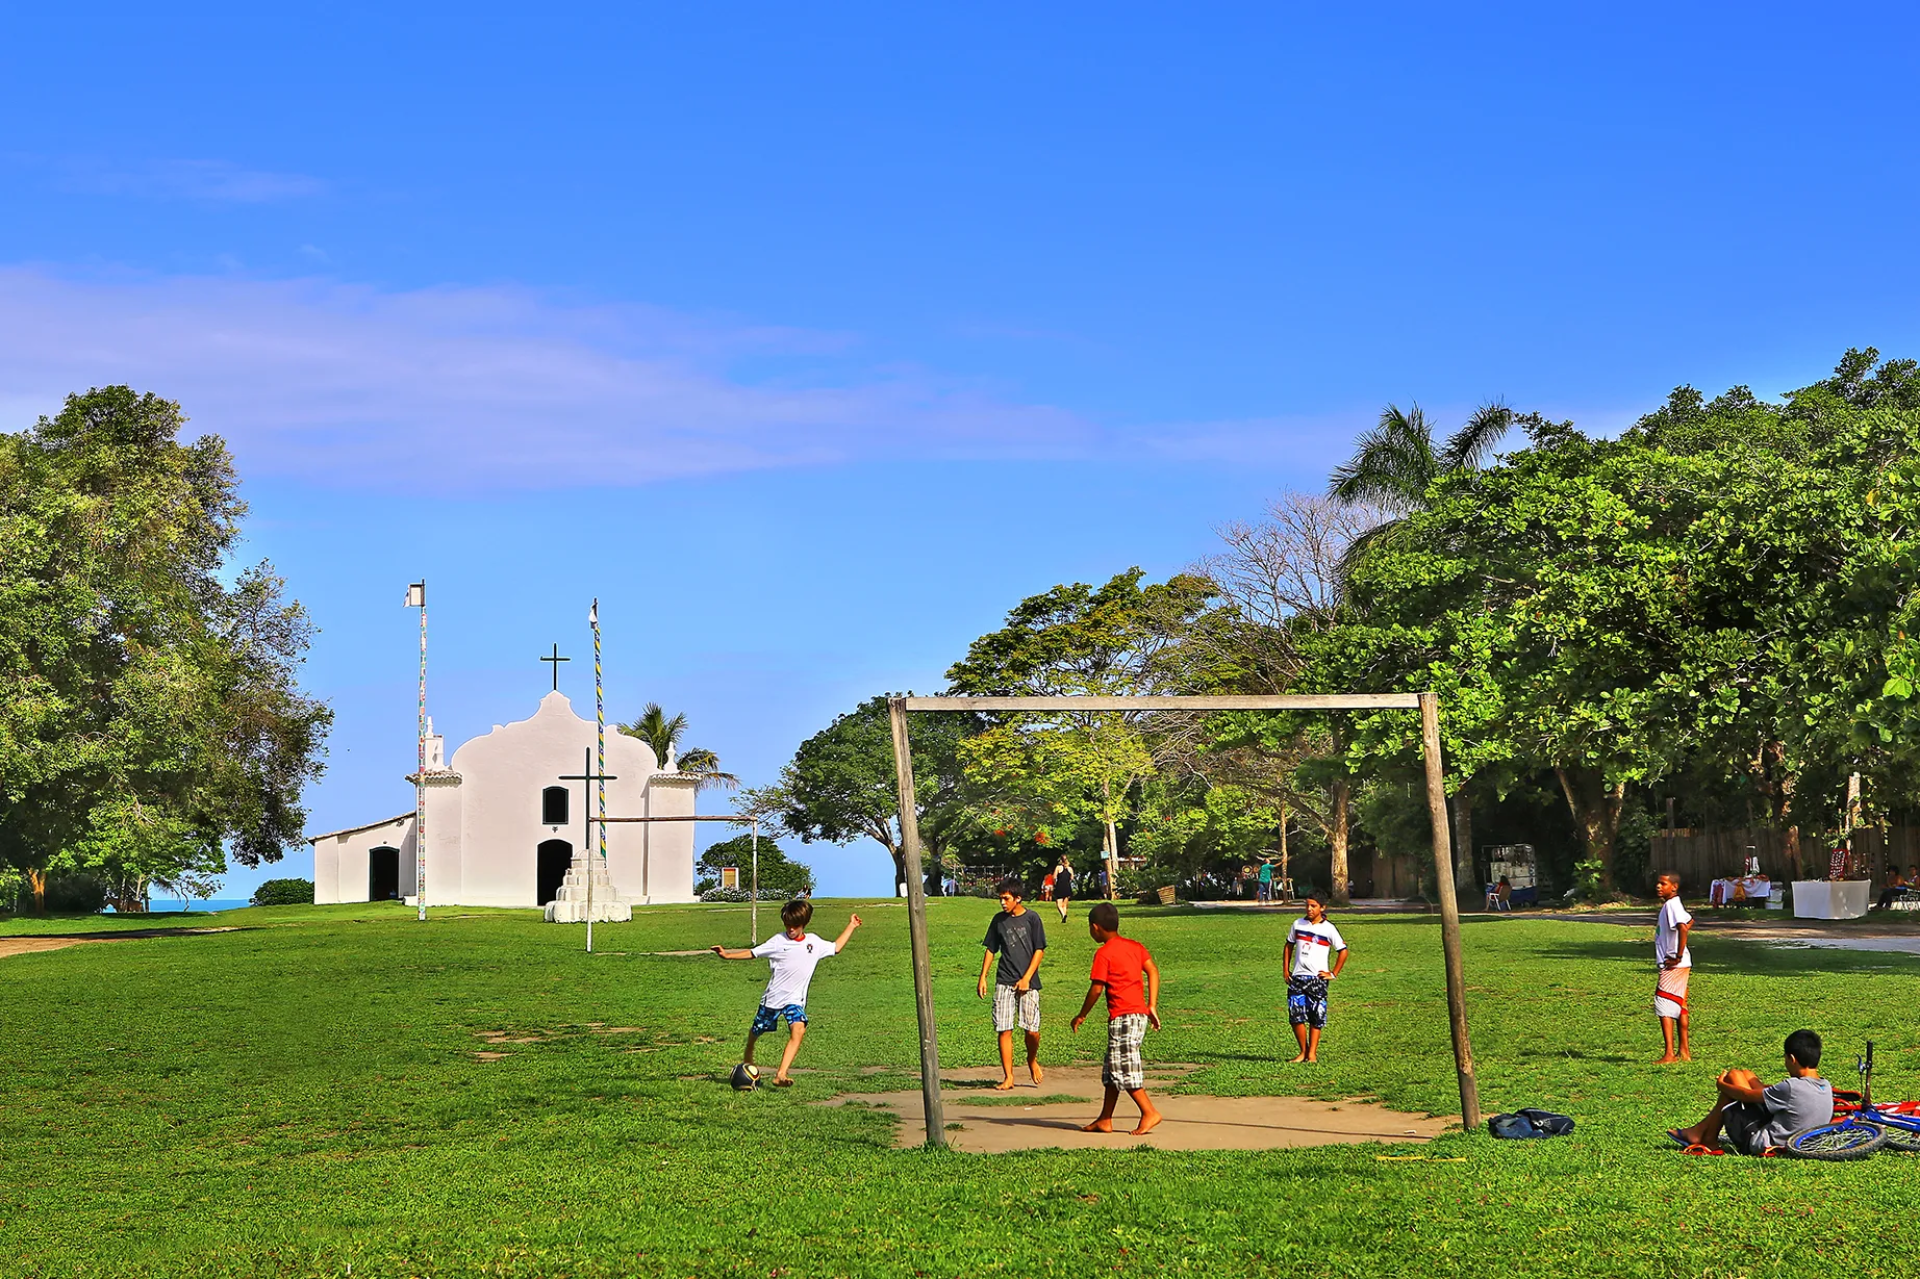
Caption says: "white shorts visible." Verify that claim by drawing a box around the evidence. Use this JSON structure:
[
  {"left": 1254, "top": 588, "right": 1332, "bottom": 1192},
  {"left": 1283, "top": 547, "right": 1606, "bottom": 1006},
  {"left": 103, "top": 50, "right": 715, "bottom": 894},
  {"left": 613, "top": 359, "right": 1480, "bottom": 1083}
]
[{"left": 992, "top": 985, "right": 1041, "bottom": 1034}]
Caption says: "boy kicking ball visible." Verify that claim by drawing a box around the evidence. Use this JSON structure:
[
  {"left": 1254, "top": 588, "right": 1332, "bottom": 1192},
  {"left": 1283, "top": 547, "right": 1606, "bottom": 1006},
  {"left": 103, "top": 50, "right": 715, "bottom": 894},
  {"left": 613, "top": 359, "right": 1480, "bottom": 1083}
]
[
  {"left": 711, "top": 899, "right": 860, "bottom": 1087},
  {"left": 1070, "top": 902, "right": 1162, "bottom": 1136},
  {"left": 1284, "top": 890, "right": 1348, "bottom": 1063}
]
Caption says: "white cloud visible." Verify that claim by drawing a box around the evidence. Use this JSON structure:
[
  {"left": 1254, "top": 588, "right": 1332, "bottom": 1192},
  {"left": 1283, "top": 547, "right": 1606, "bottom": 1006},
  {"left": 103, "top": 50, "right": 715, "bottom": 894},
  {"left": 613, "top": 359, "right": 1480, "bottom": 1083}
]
[
  {"left": 0, "top": 267, "right": 1102, "bottom": 490},
  {"left": 53, "top": 158, "right": 327, "bottom": 203}
]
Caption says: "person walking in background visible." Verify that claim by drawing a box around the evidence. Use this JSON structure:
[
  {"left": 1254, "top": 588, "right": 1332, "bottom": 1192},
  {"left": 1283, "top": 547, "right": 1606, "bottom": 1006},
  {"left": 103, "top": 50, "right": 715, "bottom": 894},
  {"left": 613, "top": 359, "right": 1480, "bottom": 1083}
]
[
  {"left": 1257, "top": 857, "right": 1275, "bottom": 904},
  {"left": 1052, "top": 859, "right": 1075, "bottom": 924}
]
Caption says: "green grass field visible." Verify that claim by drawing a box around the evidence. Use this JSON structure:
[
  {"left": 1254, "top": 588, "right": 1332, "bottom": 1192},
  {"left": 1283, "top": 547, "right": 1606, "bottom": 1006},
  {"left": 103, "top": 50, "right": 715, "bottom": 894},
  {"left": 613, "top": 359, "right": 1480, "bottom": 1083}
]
[{"left": 4, "top": 898, "right": 1918, "bottom": 1278}]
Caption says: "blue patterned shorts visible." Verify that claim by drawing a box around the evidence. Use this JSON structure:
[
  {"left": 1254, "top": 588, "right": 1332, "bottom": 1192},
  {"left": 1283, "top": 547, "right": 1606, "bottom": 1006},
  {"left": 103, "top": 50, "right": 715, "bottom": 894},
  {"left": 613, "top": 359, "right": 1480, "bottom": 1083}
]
[
  {"left": 750, "top": 1003, "right": 808, "bottom": 1034},
  {"left": 1287, "top": 976, "right": 1329, "bottom": 1029}
]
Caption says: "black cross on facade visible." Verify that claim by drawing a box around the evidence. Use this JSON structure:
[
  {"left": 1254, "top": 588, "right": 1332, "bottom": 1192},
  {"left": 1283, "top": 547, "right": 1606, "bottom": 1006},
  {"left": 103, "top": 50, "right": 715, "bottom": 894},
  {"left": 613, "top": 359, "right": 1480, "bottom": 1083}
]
[
  {"left": 540, "top": 643, "right": 571, "bottom": 691},
  {"left": 558, "top": 748, "right": 619, "bottom": 867}
]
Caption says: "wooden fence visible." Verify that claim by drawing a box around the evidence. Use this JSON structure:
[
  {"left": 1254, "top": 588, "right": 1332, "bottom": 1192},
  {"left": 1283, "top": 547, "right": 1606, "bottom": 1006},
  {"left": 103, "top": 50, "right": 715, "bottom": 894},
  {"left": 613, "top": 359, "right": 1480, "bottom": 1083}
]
[{"left": 1649, "top": 826, "right": 1920, "bottom": 887}]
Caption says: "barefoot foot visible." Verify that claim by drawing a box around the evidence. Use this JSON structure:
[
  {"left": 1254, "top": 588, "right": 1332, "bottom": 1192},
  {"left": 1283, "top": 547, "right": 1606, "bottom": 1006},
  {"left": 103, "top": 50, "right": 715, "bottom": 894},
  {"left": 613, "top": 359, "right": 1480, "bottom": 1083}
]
[
  {"left": 992, "top": 1078, "right": 1015, "bottom": 1091},
  {"left": 1131, "top": 1111, "right": 1163, "bottom": 1136},
  {"left": 1288, "top": 1053, "right": 1307, "bottom": 1064},
  {"left": 1653, "top": 1055, "right": 1678, "bottom": 1065},
  {"left": 1030, "top": 1064, "right": 1045, "bottom": 1085},
  {"left": 1081, "top": 1119, "right": 1114, "bottom": 1133}
]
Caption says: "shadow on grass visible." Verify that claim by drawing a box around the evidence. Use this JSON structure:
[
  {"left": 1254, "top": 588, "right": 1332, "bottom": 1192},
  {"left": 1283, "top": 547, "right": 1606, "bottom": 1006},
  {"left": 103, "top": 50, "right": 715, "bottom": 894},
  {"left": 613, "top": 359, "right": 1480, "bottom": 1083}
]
[{"left": 1528, "top": 936, "right": 1920, "bottom": 975}]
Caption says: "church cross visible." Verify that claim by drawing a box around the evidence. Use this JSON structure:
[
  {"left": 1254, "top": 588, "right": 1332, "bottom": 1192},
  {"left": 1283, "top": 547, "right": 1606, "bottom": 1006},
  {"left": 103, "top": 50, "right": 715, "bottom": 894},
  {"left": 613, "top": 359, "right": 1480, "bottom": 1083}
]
[
  {"left": 540, "top": 643, "right": 571, "bottom": 691},
  {"left": 559, "top": 749, "right": 620, "bottom": 862}
]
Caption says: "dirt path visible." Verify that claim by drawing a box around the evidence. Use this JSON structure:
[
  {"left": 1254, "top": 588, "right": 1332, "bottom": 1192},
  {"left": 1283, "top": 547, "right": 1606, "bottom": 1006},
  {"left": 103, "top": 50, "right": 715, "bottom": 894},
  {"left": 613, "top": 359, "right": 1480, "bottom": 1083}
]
[
  {"left": 819, "top": 1065, "right": 1450, "bottom": 1153},
  {"left": 0, "top": 926, "right": 238, "bottom": 961}
]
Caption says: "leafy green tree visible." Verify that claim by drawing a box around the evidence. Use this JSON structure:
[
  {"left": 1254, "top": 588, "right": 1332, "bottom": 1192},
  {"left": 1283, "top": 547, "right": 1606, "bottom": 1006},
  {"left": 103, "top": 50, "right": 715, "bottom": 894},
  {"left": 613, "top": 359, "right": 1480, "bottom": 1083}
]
[
  {"left": 946, "top": 568, "right": 1217, "bottom": 894},
  {"left": 0, "top": 388, "right": 332, "bottom": 912},
  {"left": 743, "top": 696, "right": 974, "bottom": 895},
  {"left": 695, "top": 833, "right": 812, "bottom": 898},
  {"left": 617, "top": 704, "right": 737, "bottom": 792}
]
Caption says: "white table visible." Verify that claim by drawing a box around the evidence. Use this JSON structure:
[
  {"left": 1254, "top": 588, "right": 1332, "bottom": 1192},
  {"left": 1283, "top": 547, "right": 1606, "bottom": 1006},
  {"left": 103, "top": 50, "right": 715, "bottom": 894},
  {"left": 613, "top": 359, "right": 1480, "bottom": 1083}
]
[
  {"left": 1792, "top": 879, "right": 1871, "bottom": 920},
  {"left": 1710, "top": 876, "right": 1772, "bottom": 906}
]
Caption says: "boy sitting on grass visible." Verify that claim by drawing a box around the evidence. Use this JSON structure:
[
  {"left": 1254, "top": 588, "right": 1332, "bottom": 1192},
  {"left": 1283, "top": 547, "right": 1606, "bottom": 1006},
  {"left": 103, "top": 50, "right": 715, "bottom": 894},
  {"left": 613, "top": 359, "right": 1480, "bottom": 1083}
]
[
  {"left": 1070, "top": 902, "right": 1162, "bottom": 1136},
  {"left": 710, "top": 899, "right": 861, "bottom": 1087},
  {"left": 1667, "top": 1029, "right": 1833, "bottom": 1154}
]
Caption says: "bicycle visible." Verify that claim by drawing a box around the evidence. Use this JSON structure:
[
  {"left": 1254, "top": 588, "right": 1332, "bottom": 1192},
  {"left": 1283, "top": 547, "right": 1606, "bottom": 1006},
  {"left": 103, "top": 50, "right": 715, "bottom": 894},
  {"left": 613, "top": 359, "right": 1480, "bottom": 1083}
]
[{"left": 1783, "top": 1041, "right": 1920, "bottom": 1160}]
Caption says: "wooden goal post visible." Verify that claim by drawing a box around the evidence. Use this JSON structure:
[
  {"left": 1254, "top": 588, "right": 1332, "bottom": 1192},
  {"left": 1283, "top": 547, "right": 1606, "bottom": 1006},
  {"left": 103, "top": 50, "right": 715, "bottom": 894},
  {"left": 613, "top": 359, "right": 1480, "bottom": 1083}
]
[{"left": 887, "top": 691, "right": 1480, "bottom": 1149}]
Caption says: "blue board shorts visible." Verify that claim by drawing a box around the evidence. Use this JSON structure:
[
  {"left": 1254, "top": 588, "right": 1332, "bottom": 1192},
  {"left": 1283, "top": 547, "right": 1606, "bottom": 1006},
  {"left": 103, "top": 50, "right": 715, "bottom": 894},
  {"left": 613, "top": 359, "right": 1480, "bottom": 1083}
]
[
  {"left": 1287, "top": 976, "right": 1330, "bottom": 1029},
  {"left": 750, "top": 1003, "right": 808, "bottom": 1034}
]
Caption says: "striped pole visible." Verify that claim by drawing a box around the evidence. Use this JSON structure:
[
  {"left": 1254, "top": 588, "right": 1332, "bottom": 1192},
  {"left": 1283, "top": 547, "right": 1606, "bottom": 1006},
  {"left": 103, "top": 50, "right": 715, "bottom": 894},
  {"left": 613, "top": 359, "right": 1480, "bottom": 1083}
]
[{"left": 407, "top": 581, "right": 428, "bottom": 922}]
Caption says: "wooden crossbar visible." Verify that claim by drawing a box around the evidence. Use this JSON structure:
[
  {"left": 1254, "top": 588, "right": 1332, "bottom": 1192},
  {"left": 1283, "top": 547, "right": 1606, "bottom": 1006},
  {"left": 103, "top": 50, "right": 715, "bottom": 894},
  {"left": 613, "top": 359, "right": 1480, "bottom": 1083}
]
[{"left": 901, "top": 694, "right": 1420, "bottom": 712}]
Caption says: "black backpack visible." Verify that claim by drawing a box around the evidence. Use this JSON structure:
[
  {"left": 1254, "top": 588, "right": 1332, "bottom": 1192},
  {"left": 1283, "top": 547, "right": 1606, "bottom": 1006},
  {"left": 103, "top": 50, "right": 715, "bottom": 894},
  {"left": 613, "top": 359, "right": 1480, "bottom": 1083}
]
[{"left": 1487, "top": 1108, "right": 1576, "bottom": 1139}]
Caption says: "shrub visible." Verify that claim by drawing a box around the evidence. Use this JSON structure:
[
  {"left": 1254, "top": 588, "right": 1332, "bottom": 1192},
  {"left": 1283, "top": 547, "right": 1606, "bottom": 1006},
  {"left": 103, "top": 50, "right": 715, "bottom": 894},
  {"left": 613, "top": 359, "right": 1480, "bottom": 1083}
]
[
  {"left": 699, "top": 886, "right": 799, "bottom": 903},
  {"left": 44, "top": 873, "right": 107, "bottom": 914},
  {"left": 252, "top": 878, "right": 315, "bottom": 906}
]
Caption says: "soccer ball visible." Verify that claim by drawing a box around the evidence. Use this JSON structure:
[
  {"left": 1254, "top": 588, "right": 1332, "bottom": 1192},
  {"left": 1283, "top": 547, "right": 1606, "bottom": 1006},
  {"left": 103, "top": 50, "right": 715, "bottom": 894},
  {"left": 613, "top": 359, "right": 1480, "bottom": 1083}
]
[{"left": 730, "top": 1062, "right": 760, "bottom": 1091}]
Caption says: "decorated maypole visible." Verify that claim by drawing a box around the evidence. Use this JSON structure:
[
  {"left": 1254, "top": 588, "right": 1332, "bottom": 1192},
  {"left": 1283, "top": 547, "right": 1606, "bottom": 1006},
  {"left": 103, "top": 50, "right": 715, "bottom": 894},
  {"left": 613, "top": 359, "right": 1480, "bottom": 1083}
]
[
  {"left": 589, "top": 598, "right": 606, "bottom": 952},
  {"left": 405, "top": 581, "right": 428, "bottom": 922}
]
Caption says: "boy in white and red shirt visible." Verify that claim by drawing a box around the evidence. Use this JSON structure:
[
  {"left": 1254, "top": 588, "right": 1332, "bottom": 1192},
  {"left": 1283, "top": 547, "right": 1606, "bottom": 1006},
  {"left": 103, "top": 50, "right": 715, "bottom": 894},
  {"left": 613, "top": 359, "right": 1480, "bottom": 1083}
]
[
  {"left": 1653, "top": 872, "right": 1692, "bottom": 1064},
  {"left": 1284, "top": 890, "right": 1349, "bottom": 1064},
  {"left": 710, "top": 898, "right": 861, "bottom": 1086}
]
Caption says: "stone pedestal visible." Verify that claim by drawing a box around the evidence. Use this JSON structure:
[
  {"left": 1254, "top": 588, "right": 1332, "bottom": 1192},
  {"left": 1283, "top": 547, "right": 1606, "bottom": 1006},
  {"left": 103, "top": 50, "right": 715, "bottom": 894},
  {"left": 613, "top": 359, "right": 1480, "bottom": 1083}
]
[{"left": 544, "top": 855, "right": 633, "bottom": 923}]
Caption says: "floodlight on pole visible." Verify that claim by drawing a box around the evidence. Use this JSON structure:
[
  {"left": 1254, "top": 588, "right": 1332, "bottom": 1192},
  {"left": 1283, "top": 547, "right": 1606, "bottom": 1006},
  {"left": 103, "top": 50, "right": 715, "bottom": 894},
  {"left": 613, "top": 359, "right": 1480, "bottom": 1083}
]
[{"left": 404, "top": 581, "right": 428, "bottom": 922}]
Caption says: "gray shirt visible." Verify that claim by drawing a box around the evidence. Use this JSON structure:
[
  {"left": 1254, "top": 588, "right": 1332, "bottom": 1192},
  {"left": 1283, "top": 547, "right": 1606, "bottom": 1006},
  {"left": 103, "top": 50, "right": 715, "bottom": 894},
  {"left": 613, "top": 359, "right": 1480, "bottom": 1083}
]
[
  {"left": 983, "top": 909, "right": 1047, "bottom": 989},
  {"left": 1760, "top": 1076, "right": 1834, "bottom": 1144}
]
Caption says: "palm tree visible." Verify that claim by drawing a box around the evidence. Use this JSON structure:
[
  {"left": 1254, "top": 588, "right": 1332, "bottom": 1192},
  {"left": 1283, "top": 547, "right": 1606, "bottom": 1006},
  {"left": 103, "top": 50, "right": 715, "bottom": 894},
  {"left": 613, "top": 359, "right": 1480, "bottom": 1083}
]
[
  {"left": 616, "top": 703, "right": 738, "bottom": 792},
  {"left": 1328, "top": 399, "right": 1513, "bottom": 909},
  {"left": 1327, "top": 401, "right": 1513, "bottom": 577}
]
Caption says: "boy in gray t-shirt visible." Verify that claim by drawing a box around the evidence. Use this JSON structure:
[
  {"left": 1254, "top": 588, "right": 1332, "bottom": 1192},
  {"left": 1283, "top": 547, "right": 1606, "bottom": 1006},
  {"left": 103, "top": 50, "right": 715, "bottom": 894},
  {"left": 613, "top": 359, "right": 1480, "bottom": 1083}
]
[
  {"left": 977, "top": 879, "right": 1048, "bottom": 1090},
  {"left": 1668, "top": 1029, "right": 1833, "bottom": 1154}
]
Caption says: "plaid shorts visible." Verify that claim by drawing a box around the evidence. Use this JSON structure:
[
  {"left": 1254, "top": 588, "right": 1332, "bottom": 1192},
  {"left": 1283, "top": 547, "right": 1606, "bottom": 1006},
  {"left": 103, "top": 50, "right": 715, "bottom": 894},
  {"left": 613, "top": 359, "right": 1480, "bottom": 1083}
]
[
  {"left": 1103, "top": 1012, "right": 1149, "bottom": 1091},
  {"left": 992, "top": 984, "right": 1041, "bottom": 1034}
]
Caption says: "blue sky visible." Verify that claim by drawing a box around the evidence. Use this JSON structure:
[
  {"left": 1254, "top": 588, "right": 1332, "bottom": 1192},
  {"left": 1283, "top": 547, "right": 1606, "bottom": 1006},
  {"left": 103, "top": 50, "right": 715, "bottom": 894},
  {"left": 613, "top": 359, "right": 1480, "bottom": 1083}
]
[{"left": 4, "top": 4, "right": 1917, "bottom": 897}]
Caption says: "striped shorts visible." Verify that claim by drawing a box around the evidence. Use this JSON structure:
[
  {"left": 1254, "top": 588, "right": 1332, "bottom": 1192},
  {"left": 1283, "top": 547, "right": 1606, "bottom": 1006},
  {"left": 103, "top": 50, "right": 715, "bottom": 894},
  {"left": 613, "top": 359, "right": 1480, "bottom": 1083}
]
[
  {"left": 1654, "top": 967, "right": 1689, "bottom": 1018},
  {"left": 1103, "top": 1013, "right": 1149, "bottom": 1091}
]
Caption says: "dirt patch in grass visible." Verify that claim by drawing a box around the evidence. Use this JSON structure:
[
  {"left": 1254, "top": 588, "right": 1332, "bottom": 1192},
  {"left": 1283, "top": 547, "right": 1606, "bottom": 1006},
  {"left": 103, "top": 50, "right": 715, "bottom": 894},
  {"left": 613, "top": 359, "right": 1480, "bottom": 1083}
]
[
  {"left": 819, "top": 1065, "right": 1450, "bottom": 1153},
  {"left": 0, "top": 927, "right": 238, "bottom": 961}
]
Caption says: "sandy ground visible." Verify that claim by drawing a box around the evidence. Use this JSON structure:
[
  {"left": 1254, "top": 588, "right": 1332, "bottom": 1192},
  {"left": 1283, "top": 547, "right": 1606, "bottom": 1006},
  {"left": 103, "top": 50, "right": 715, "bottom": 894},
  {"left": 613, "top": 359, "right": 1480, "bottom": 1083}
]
[
  {"left": 818, "top": 1065, "right": 1450, "bottom": 1153},
  {"left": 0, "top": 926, "right": 237, "bottom": 961}
]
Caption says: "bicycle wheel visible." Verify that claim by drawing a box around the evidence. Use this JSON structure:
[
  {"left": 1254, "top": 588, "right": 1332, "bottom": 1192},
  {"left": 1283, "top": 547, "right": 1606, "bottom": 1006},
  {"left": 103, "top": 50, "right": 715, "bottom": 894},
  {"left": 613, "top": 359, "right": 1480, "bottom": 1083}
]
[
  {"left": 1785, "top": 1120, "right": 1887, "bottom": 1160},
  {"left": 1877, "top": 1124, "right": 1920, "bottom": 1154}
]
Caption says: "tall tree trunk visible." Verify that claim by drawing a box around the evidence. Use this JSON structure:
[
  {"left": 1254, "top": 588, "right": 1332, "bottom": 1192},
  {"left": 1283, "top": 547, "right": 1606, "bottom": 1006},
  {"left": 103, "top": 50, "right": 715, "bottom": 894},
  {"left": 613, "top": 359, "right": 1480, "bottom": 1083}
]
[
  {"left": 1555, "top": 766, "right": 1627, "bottom": 890},
  {"left": 1330, "top": 777, "right": 1350, "bottom": 905},
  {"left": 28, "top": 868, "right": 45, "bottom": 915},
  {"left": 1452, "top": 790, "right": 1476, "bottom": 909},
  {"left": 888, "top": 843, "right": 907, "bottom": 898},
  {"left": 1103, "top": 819, "right": 1120, "bottom": 902}
]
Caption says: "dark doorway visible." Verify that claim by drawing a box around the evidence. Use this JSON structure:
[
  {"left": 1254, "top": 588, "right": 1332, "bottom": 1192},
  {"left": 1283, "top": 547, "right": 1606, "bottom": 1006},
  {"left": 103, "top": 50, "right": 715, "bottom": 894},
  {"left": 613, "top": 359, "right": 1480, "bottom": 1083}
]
[
  {"left": 537, "top": 839, "right": 573, "bottom": 906},
  {"left": 369, "top": 846, "right": 400, "bottom": 901}
]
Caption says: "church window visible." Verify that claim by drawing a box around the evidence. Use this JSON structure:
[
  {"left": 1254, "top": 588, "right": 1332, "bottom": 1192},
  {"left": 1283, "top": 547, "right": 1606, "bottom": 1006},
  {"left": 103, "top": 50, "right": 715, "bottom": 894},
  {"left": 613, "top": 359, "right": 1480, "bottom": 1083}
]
[{"left": 542, "top": 786, "right": 569, "bottom": 826}]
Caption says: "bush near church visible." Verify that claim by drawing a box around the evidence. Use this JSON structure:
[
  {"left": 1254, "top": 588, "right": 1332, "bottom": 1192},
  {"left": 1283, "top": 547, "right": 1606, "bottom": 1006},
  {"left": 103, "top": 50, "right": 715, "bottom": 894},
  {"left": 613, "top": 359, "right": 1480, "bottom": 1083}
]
[
  {"left": 695, "top": 835, "right": 812, "bottom": 900},
  {"left": 251, "top": 878, "right": 315, "bottom": 906}
]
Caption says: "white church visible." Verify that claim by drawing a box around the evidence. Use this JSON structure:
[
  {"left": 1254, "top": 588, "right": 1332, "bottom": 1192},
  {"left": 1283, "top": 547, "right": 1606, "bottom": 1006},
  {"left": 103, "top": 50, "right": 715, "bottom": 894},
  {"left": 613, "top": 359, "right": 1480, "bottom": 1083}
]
[{"left": 308, "top": 690, "right": 698, "bottom": 912}]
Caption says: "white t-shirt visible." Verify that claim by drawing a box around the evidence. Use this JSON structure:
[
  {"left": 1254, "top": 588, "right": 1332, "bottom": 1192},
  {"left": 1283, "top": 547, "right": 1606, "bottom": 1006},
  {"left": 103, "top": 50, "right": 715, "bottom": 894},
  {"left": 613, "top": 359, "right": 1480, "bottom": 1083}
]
[
  {"left": 1655, "top": 897, "right": 1693, "bottom": 968},
  {"left": 1287, "top": 918, "right": 1347, "bottom": 979},
  {"left": 751, "top": 931, "right": 838, "bottom": 1008}
]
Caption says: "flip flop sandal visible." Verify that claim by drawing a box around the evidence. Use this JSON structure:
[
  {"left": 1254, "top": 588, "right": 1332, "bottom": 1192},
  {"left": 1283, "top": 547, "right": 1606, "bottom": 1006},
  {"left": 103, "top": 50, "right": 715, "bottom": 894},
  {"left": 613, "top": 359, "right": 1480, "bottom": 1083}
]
[
  {"left": 1665, "top": 1129, "right": 1691, "bottom": 1148},
  {"left": 1682, "top": 1144, "right": 1725, "bottom": 1156}
]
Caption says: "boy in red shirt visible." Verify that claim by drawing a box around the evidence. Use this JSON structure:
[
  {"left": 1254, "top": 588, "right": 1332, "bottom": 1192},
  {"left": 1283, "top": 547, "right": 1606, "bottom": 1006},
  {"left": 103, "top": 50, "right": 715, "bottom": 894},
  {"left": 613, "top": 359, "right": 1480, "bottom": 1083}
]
[{"left": 1070, "top": 902, "right": 1163, "bottom": 1135}]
